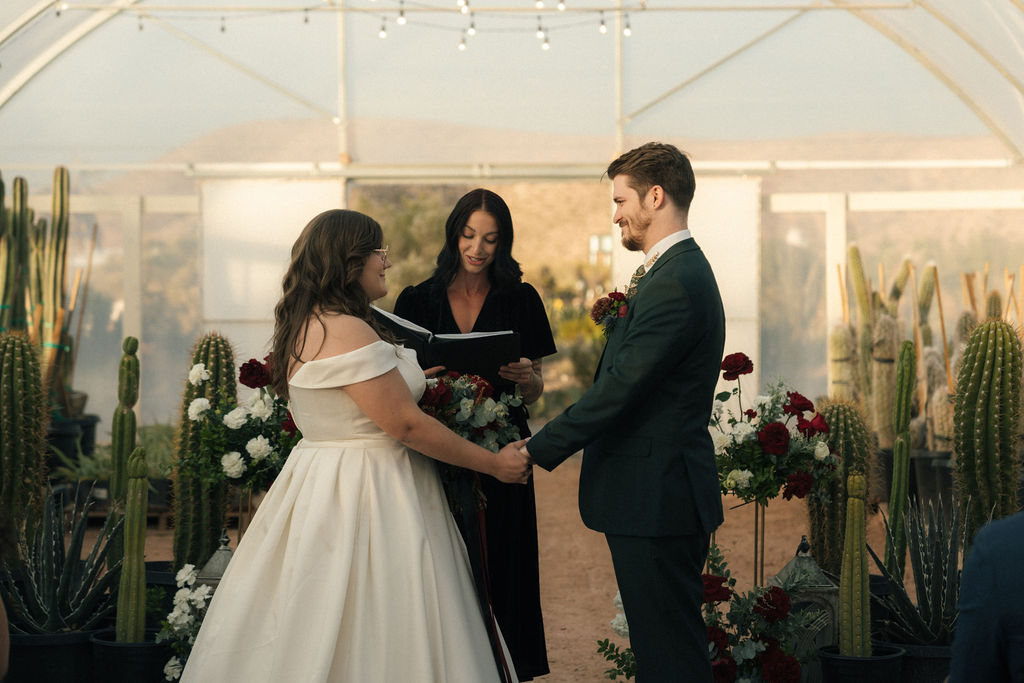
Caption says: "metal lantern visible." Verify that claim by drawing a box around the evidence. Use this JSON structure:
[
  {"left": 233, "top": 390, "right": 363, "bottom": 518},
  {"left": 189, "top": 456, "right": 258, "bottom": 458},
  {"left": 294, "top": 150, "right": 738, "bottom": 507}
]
[{"left": 196, "top": 529, "right": 234, "bottom": 590}]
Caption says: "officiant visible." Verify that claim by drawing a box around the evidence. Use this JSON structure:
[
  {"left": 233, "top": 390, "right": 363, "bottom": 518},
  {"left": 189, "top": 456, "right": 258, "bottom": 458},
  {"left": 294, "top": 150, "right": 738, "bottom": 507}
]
[{"left": 394, "top": 188, "right": 556, "bottom": 682}]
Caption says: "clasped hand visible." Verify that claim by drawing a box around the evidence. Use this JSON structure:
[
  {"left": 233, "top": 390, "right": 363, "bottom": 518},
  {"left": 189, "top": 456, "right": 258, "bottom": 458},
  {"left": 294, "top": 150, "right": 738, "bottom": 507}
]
[{"left": 494, "top": 438, "right": 533, "bottom": 485}]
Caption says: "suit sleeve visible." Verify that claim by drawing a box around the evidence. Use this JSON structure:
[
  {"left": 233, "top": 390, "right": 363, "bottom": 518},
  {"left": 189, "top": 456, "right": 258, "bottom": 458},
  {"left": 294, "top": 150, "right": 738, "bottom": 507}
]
[
  {"left": 528, "top": 271, "right": 703, "bottom": 470},
  {"left": 949, "top": 529, "right": 1001, "bottom": 682}
]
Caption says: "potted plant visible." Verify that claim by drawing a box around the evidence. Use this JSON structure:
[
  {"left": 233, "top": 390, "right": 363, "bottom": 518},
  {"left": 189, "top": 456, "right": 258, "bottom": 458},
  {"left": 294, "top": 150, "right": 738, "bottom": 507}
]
[
  {"left": 867, "top": 497, "right": 963, "bottom": 683},
  {"left": 0, "top": 487, "right": 123, "bottom": 683}
]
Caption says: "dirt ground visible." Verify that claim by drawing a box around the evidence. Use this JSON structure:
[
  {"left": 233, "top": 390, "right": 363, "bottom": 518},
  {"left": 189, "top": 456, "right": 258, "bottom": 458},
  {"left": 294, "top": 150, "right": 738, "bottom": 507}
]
[{"left": 139, "top": 452, "right": 892, "bottom": 683}]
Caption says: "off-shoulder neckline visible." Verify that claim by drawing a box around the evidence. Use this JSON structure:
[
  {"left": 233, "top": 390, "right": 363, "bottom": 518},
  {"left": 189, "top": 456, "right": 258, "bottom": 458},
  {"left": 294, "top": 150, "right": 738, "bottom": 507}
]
[{"left": 288, "top": 340, "right": 395, "bottom": 382}]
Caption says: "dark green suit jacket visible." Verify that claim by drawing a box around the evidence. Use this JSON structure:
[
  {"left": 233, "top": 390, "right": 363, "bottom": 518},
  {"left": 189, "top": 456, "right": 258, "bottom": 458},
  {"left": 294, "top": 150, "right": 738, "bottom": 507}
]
[{"left": 529, "top": 237, "right": 726, "bottom": 537}]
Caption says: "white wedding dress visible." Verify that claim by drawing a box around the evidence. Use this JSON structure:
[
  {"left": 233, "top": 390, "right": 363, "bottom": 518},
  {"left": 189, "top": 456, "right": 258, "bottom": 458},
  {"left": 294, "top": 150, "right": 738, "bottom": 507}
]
[{"left": 182, "top": 340, "right": 514, "bottom": 682}]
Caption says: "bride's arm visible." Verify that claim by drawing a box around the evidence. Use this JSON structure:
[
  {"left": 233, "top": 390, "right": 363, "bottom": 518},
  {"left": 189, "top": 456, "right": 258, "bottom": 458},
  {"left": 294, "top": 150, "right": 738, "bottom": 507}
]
[{"left": 323, "top": 315, "right": 530, "bottom": 484}]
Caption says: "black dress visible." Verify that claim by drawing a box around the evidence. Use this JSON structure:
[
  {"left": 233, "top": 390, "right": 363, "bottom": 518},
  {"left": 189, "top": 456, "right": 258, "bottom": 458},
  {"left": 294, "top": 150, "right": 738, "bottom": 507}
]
[{"left": 395, "top": 278, "right": 556, "bottom": 681}]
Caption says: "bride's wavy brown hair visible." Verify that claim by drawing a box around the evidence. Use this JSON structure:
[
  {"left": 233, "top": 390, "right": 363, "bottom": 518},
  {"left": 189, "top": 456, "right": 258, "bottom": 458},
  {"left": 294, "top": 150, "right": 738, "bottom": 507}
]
[{"left": 270, "top": 209, "right": 395, "bottom": 397}]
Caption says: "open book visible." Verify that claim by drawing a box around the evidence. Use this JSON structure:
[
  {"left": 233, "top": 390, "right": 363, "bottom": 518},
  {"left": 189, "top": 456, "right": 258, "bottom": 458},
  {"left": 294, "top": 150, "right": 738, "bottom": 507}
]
[{"left": 371, "top": 306, "right": 521, "bottom": 386}]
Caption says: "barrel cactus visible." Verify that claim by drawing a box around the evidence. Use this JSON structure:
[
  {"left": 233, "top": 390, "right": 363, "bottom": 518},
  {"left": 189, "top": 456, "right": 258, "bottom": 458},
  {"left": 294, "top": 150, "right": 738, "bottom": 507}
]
[
  {"left": 954, "top": 320, "right": 1023, "bottom": 541},
  {"left": 885, "top": 340, "right": 915, "bottom": 576},
  {"left": 808, "top": 400, "right": 871, "bottom": 576},
  {"left": 173, "top": 332, "right": 236, "bottom": 569},
  {"left": 828, "top": 324, "right": 857, "bottom": 400},
  {"left": 839, "top": 473, "right": 871, "bottom": 657},
  {"left": 109, "top": 336, "right": 140, "bottom": 566},
  {"left": 0, "top": 332, "right": 48, "bottom": 538},
  {"left": 116, "top": 446, "right": 148, "bottom": 642}
]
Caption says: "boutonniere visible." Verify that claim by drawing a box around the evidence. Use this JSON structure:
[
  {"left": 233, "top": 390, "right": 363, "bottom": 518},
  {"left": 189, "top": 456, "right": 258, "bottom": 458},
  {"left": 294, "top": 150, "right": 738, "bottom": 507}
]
[{"left": 590, "top": 290, "right": 629, "bottom": 336}]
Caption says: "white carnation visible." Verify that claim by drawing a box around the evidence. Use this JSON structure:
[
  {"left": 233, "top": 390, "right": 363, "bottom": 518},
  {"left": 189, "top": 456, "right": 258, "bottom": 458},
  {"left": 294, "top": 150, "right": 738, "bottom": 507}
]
[
  {"left": 190, "top": 583, "right": 213, "bottom": 608},
  {"left": 167, "top": 605, "right": 193, "bottom": 629},
  {"left": 610, "top": 612, "right": 630, "bottom": 639},
  {"left": 188, "top": 363, "right": 210, "bottom": 386},
  {"left": 221, "top": 452, "right": 246, "bottom": 478},
  {"left": 814, "top": 440, "right": 830, "bottom": 461},
  {"left": 711, "top": 431, "right": 731, "bottom": 456},
  {"left": 164, "top": 656, "right": 183, "bottom": 681},
  {"left": 754, "top": 395, "right": 771, "bottom": 411},
  {"left": 248, "top": 394, "right": 274, "bottom": 422},
  {"left": 175, "top": 563, "right": 197, "bottom": 588},
  {"left": 187, "top": 398, "right": 210, "bottom": 421},
  {"left": 172, "top": 588, "right": 192, "bottom": 609},
  {"left": 246, "top": 435, "right": 274, "bottom": 462},
  {"left": 729, "top": 469, "right": 754, "bottom": 490},
  {"left": 731, "top": 421, "right": 754, "bottom": 441},
  {"left": 223, "top": 406, "right": 248, "bottom": 429}
]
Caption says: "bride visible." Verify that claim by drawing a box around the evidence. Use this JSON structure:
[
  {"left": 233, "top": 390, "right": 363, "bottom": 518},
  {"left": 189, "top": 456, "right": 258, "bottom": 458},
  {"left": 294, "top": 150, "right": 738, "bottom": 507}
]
[{"left": 181, "top": 209, "right": 530, "bottom": 682}]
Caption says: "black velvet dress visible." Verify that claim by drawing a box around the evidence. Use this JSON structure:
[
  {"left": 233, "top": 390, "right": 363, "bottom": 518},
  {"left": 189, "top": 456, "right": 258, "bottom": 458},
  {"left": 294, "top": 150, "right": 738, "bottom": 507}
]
[{"left": 394, "top": 278, "right": 556, "bottom": 681}]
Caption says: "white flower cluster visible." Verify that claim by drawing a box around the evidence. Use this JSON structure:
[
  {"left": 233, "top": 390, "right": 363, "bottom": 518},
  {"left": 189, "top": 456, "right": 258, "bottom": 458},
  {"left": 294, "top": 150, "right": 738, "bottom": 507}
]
[
  {"left": 609, "top": 590, "right": 630, "bottom": 639},
  {"left": 221, "top": 452, "right": 245, "bottom": 478},
  {"left": 188, "top": 363, "right": 210, "bottom": 386},
  {"left": 725, "top": 468, "right": 754, "bottom": 490},
  {"left": 187, "top": 398, "right": 210, "bottom": 421},
  {"left": 158, "top": 564, "right": 214, "bottom": 681}
]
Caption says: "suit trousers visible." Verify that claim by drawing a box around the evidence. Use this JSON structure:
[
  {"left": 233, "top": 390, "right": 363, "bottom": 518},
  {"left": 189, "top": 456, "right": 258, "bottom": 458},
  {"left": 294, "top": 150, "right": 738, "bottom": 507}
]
[{"left": 606, "top": 532, "right": 712, "bottom": 683}]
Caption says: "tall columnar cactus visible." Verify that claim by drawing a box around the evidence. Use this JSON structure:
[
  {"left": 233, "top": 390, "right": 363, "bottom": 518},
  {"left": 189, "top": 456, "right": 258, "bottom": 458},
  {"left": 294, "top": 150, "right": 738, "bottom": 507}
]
[
  {"left": 0, "top": 332, "right": 48, "bottom": 537},
  {"left": 839, "top": 473, "right": 871, "bottom": 657},
  {"left": 885, "top": 340, "right": 915, "bottom": 576},
  {"left": 173, "top": 332, "right": 236, "bottom": 570},
  {"left": 886, "top": 257, "right": 912, "bottom": 317},
  {"left": 828, "top": 324, "right": 857, "bottom": 400},
  {"left": 109, "top": 336, "right": 140, "bottom": 566},
  {"left": 37, "top": 166, "right": 70, "bottom": 394},
  {"left": 928, "top": 387, "right": 954, "bottom": 453},
  {"left": 917, "top": 264, "right": 936, "bottom": 347},
  {"left": 985, "top": 289, "right": 1003, "bottom": 321},
  {"left": 116, "top": 446, "right": 148, "bottom": 643},
  {"left": 808, "top": 400, "right": 871, "bottom": 576},
  {"left": 848, "top": 244, "right": 873, "bottom": 404},
  {"left": 870, "top": 313, "right": 899, "bottom": 450},
  {"left": 954, "top": 320, "right": 1023, "bottom": 541}
]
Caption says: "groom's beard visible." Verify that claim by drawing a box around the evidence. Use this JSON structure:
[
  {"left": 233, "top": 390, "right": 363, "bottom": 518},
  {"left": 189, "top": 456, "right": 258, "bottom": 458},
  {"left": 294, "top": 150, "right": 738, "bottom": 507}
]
[{"left": 619, "top": 210, "right": 652, "bottom": 252}]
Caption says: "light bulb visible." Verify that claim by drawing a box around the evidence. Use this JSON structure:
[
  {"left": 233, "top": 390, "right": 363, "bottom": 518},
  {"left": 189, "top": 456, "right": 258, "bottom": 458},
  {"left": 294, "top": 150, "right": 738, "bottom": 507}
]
[
  {"left": 536, "top": 0, "right": 544, "bottom": 8},
  {"left": 557, "top": 0, "right": 566, "bottom": 10},
  {"left": 458, "top": 37, "right": 467, "bottom": 51},
  {"left": 397, "top": 11, "right": 406, "bottom": 25},
  {"left": 467, "top": 20, "right": 476, "bottom": 36},
  {"left": 378, "top": 20, "right": 387, "bottom": 38},
  {"left": 541, "top": 38, "right": 550, "bottom": 50}
]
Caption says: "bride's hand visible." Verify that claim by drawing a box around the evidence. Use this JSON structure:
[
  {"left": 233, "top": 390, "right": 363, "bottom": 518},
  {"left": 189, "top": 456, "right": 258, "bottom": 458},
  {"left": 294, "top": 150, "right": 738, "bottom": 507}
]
[{"left": 492, "top": 439, "right": 532, "bottom": 484}]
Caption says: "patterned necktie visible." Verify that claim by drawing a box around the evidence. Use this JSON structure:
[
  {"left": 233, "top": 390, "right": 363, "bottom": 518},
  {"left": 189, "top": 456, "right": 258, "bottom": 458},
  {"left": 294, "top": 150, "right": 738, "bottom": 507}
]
[{"left": 625, "top": 263, "right": 646, "bottom": 299}]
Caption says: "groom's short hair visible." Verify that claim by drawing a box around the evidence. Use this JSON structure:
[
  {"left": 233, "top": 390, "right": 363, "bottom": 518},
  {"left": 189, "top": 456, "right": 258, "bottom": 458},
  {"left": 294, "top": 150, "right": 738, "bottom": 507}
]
[{"left": 606, "top": 142, "right": 696, "bottom": 212}]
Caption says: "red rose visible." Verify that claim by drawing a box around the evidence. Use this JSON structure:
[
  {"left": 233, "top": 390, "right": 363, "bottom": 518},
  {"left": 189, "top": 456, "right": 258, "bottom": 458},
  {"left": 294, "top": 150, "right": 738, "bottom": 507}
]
[
  {"left": 706, "top": 625, "right": 729, "bottom": 657},
  {"left": 782, "top": 391, "right": 813, "bottom": 416},
  {"left": 744, "top": 409, "right": 757, "bottom": 420},
  {"left": 617, "top": 304, "right": 628, "bottom": 318},
  {"left": 711, "top": 655, "right": 737, "bottom": 683},
  {"left": 239, "top": 358, "right": 272, "bottom": 389},
  {"left": 608, "top": 290, "right": 626, "bottom": 301},
  {"left": 702, "top": 574, "right": 732, "bottom": 603},
  {"left": 281, "top": 411, "right": 298, "bottom": 437},
  {"left": 782, "top": 470, "right": 814, "bottom": 500},
  {"left": 754, "top": 585, "right": 792, "bottom": 623},
  {"left": 757, "top": 422, "right": 790, "bottom": 456},
  {"left": 759, "top": 647, "right": 801, "bottom": 683},
  {"left": 721, "top": 352, "right": 754, "bottom": 381},
  {"left": 810, "top": 412, "right": 829, "bottom": 434}
]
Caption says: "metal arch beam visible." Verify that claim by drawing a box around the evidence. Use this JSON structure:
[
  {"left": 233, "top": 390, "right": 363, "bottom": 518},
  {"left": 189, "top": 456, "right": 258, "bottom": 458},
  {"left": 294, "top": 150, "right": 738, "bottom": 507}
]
[
  {"left": 0, "top": 0, "right": 55, "bottom": 47},
  {"left": 839, "top": 3, "right": 1024, "bottom": 162},
  {"left": 0, "top": 0, "right": 144, "bottom": 112}
]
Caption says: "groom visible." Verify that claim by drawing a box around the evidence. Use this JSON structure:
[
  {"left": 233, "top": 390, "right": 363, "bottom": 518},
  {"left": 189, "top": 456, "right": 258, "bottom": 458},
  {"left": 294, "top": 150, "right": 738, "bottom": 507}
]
[{"left": 525, "top": 142, "right": 725, "bottom": 681}]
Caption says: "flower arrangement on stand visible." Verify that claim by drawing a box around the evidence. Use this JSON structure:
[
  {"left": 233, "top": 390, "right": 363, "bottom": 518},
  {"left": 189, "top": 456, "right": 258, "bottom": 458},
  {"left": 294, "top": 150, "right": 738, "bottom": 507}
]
[
  {"left": 182, "top": 355, "right": 302, "bottom": 494},
  {"left": 155, "top": 564, "right": 213, "bottom": 681},
  {"left": 710, "top": 352, "right": 838, "bottom": 585}
]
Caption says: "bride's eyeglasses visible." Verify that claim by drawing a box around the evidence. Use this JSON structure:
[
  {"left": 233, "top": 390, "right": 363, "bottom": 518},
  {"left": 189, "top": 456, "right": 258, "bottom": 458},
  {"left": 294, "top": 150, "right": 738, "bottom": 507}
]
[{"left": 371, "top": 246, "right": 390, "bottom": 264}]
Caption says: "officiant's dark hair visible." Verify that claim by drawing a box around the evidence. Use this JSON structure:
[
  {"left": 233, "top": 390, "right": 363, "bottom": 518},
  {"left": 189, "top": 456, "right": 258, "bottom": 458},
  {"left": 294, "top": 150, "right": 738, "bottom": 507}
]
[
  {"left": 270, "top": 208, "right": 396, "bottom": 396},
  {"left": 433, "top": 189, "right": 523, "bottom": 290},
  {"left": 606, "top": 142, "right": 695, "bottom": 211}
]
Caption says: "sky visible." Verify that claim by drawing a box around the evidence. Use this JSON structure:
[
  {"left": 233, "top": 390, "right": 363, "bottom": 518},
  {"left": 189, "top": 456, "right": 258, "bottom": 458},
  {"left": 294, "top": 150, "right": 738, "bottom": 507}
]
[{"left": 0, "top": 1, "right": 995, "bottom": 167}]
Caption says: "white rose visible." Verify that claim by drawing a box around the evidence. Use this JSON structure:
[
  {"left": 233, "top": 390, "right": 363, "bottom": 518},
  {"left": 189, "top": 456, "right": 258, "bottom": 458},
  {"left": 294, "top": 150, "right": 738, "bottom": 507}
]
[
  {"left": 187, "top": 398, "right": 210, "bottom": 421},
  {"left": 249, "top": 394, "right": 274, "bottom": 422},
  {"left": 221, "top": 452, "right": 246, "bottom": 478},
  {"left": 223, "top": 407, "right": 248, "bottom": 429},
  {"left": 175, "top": 563, "right": 197, "bottom": 588},
  {"left": 188, "top": 363, "right": 210, "bottom": 386},
  {"left": 711, "top": 432, "right": 731, "bottom": 456},
  {"left": 164, "top": 656, "right": 184, "bottom": 681},
  {"left": 814, "top": 440, "right": 830, "bottom": 462},
  {"left": 246, "top": 435, "right": 274, "bottom": 462}
]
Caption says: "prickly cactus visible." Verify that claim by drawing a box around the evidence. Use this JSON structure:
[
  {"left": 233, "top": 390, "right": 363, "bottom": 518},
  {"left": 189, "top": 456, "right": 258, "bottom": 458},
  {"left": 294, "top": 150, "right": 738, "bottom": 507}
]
[
  {"left": 870, "top": 313, "right": 898, "bottom": 450},
  {"left": 885, "top": 340, "right": 915, "bottom": 576},
  {"left": 173, "top": 333, "right": 236, "bottom": 569},
  {"left": 116, "top": 446, "right": 148, "bottom": 643},
  {"left": 839, "top": 473, "right": 871, "bottom": 657},
  {"left": 985, "top": 290, "right": 1003, "bottom": 321},
  {"left": 808, "top": 400, "right": 871, "bottom": 576},
  {"left": 0, "top": 332, "right": 48, "bottom": 537},
  {"left": 829, "top": 324, "right": 857, "bottom": 400},
  {"left": 109, "top": 336, "right": 139, "bottom": 566},
  {"left": 848, "top": 244, "right": 873, "bottom": 405},
  {"left": 917, "top": 264, "right": 936, "bottom": 347},
  {"left": 954, "top": 320, "right": 1023, "bottom": 541},
  {"left": 928, "top": 387, "right": 954, "bottom": 453},
  {"left": 886, "top": 257, "right": 912, "bottom": 317}
]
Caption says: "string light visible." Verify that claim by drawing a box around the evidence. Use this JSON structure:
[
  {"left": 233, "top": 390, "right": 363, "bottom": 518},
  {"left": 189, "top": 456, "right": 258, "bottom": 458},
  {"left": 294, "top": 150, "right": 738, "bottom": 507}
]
[
  {"left": 623, "top": 14, "right": 632, "bottom": 37},
  {"left": 457, "top": 0, "right": 466, "bottom": 6},
  {"left": 599, "top": 11, "right": 607, "bottom": 34},
  {"left": 460, "top": 2, "right": 469, "bottom": 14},
  {"left": 535, "top": 16, "right": 545, "bottom": 40},
  {"left": 304, "top": 9, "right": 309, "bottom": 24},
  {"left": 458, "top": 31, "right": 467, "bottom": 51},
  {"left": 138, "top": 15, "right": 144, "bottom": 30},
  {"left": 397, "top": 1, "right": 407, "bottom": 25},
  {"left": 378, "top": 18, "right": 388, "bottom": 38},
  {"left": 557, "top": 0, "right": 566, "bottom": 10},
  {"left": 535, "top": 0, "right": 544, "bottom": 8},
  {"left": 220, "top": 16, "right": 226, "bottom": 32},
  {"left": 541, "top": 36, "right": 550, "bottom": 50},
  {"left": 467, "top": 14, "right": 477, "bottom": 37}
]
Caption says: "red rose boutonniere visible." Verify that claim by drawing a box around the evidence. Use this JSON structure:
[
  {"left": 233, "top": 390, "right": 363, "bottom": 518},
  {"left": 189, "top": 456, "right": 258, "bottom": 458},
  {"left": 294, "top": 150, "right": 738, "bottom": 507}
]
[{"left": 590, "top": 290, "right": 629, "bottom": 336}]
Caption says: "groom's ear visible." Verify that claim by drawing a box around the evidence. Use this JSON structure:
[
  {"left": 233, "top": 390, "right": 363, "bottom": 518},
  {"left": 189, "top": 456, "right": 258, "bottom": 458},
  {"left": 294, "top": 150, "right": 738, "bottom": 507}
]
[{"left": 647, "top": 185, "right": 665, "bottom": 209}]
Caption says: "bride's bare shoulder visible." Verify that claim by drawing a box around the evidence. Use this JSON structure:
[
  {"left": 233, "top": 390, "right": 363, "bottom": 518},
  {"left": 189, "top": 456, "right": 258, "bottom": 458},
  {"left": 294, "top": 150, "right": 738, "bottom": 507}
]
[{"left": 298, "top": 312, "right": 380, "bottom": 362}]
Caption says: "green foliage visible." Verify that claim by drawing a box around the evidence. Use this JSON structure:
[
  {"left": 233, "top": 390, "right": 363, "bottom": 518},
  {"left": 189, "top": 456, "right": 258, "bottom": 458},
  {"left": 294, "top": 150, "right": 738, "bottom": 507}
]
[
  {"left": 139, "top": 422, "right": 177, "bottom": 478},
  {"left": 953, "top": 320, "right": 1023, "bottom": 541},
  {"left": 0, "top": 332, "right": 49, "bottom": 539},
  {"left": 0, "top": 487, "right": 123, "bottom": 633},
  {"left": 597, "top": 639, "right": 635, "bottom": 680},
  {"left": 839, "top": 474, "right": 871, "bottom": 657},
  {"left": 117, "top": 446, "right": 148, "bottom": 642}
]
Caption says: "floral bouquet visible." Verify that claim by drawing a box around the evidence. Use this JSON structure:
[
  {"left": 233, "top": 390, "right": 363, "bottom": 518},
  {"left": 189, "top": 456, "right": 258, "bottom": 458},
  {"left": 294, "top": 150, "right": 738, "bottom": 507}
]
[
  {"left": 710, "top": 352, "right": 837, "bottom": 505},
  {"left": 156, "top": 563, "right": 213, "bottom": 681},
  {"left": 590, "top": 290, "right": 629, "bottom": 336},
  {"left": 703, "top": 545, "right": 821, "bottom": 683},
  {"left": 184, "top": 356, "right": 302, "bottom": 493}
]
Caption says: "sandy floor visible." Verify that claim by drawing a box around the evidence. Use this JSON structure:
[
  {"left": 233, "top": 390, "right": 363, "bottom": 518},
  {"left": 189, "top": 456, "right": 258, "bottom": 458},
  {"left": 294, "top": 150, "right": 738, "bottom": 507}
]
[{"left": 136, "top": 452, "right": 892, "bottom": 683}]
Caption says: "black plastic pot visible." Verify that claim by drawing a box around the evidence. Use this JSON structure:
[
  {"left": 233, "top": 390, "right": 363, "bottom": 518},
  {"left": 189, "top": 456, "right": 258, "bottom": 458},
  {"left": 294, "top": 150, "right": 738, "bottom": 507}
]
[
  {"left": 7, "top": 629, "right": 97, "bottom": 683},
  {"left": 91, "top": 627, "right": 171, "bottom": 683},
  {"left": 899, "top": 642, "right": 951, "bottom": 683},
  {"left": 819, "top": 643, "right": 904, "bottom": 683}
]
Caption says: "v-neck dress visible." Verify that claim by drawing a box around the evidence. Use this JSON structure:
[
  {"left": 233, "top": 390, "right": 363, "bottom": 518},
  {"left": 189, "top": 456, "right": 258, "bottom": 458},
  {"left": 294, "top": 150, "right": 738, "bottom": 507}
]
[{"left": 395, "top": 279, "right": 556, "bottom": 681}]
